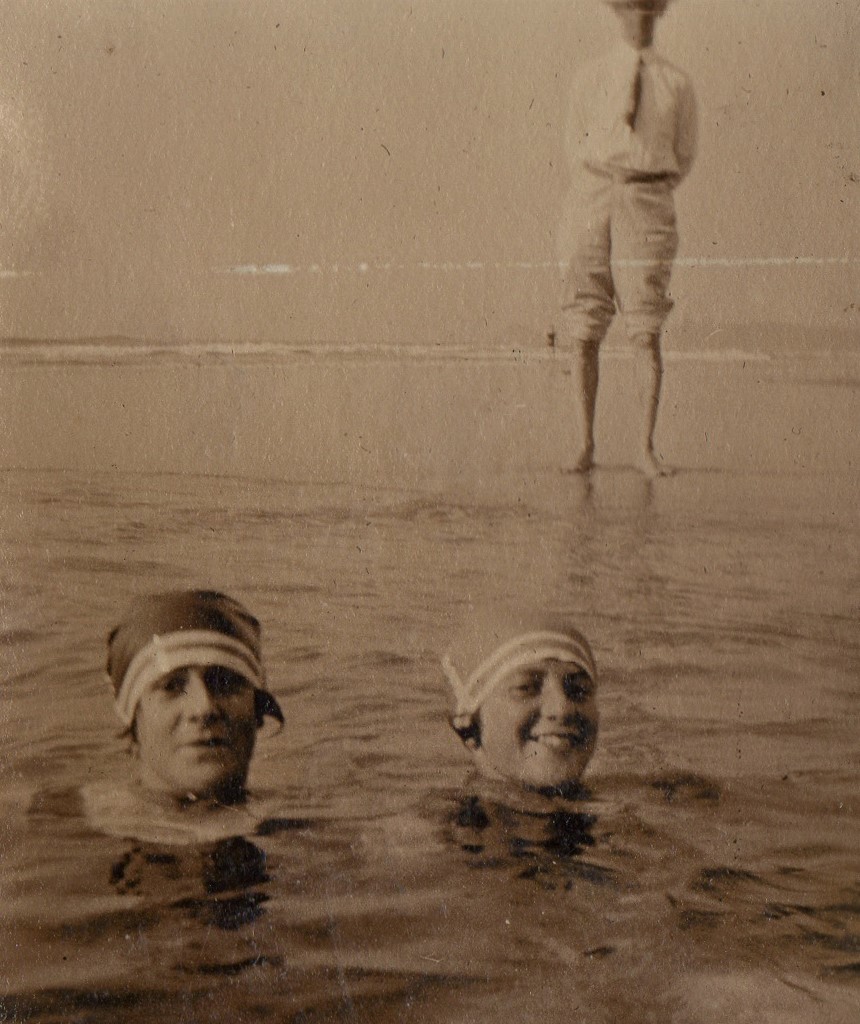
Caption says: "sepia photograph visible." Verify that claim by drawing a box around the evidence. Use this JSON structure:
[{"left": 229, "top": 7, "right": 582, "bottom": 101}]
[{"left": 1, "top": 0, "right": 857, "bottom": 1020}]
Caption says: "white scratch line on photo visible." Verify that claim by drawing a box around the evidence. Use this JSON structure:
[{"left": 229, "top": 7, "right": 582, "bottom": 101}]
[
  {"left": 673, "top": 256, "right": 859, "bottom": 268},
  {"left": 218, "top": 256, "right": 859, "bottom": 276}
]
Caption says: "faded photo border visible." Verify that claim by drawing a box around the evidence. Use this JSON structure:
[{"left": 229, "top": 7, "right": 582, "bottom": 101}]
[{"left": 1, "top": 1, "right": 858, "bottom": 1021}]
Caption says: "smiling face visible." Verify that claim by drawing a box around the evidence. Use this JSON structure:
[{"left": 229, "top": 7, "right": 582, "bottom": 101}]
[
  {"left": 133, "top": 664, "right": 258, "bottom": 801},
  {"left": 611, "top": 3, "right": 663, "bottom": 50},
  {"left": 477, "top": 658, "right": 598, "bottom": 791}
]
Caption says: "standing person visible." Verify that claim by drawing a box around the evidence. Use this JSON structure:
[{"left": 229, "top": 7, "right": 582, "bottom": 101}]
[{"left": 556, "top": 0, "right": 697, "bottom": 475}]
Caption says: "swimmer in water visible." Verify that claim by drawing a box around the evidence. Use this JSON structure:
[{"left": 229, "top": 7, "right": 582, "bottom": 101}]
[
  {"left": 106, "top": 589, "right": 284, "bottom": 805},
  {"left": 442, "top": 606, "right": 598, "bottom": 796},
  {"left": 79, "top": 589, "right": 293, "bottom": 844}
]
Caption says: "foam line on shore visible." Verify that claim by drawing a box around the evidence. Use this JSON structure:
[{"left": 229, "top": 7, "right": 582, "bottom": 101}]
[{"left": 0, "top": 340, "right": 788, "bottom": 366}]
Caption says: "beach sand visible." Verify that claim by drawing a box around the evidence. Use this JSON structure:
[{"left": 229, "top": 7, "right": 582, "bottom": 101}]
[{"left": 1, "top": 344, "right": 857, "bottom": 495}]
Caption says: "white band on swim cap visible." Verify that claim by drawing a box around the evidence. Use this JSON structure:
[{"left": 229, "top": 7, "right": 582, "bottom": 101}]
[
  {"left": 443, "top": 631, "right": 595, "bottom": 720},
  {"left": 113, "top": 629, "right": 266, "bottom": 726}
]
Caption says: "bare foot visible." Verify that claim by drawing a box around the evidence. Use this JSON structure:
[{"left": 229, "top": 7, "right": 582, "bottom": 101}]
[
  {"left": 566, "top": 448, "right": 595, "bottom": 474},
  {"left": 635, "top": 451, "right": 674, "bottom": 478}
]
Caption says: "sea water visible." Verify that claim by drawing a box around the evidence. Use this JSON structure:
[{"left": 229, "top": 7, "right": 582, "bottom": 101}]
[{"left": 0, "top": 454, "right": 857, "bottom": 1022}]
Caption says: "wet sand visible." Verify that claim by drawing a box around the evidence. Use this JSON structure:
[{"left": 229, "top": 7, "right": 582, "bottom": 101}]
[{"left": 1, "top": 346, "right": 857, "bottom": 492}]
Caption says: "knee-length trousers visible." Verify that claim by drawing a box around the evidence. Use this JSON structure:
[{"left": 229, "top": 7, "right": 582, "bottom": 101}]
[{"left": 557, "top": 168, "right": 679, "bottom": 345}]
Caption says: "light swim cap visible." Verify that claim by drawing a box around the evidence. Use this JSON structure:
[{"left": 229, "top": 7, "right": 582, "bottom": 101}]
[{"left": 441, "top": 604, "right": 596, "bottom": 736}]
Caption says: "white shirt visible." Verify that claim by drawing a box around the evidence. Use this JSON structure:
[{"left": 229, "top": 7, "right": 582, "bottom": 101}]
[{"left": 566, "top": 42, "right": 697, "bottom": 181}]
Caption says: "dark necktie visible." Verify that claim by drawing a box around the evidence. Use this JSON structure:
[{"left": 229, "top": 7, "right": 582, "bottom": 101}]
[{"left": 626, "top": 57, "right": 644, "bottom": 131}]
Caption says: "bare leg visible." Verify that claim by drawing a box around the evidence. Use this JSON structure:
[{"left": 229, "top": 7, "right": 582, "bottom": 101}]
[
  {"left": 631, "top": 332, "right": 672, "bottom": 477},
  {"left": 557, "top": 176, "right": 614, "bottom": 472},
  {"left": 570, "top": 338, "right": 600, "bottom": 471}
]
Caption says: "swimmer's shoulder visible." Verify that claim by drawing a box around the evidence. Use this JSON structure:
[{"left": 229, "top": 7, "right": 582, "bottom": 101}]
[
  {"left": 350, "top": 789, "right": 462, "bottom": 870},
  {"left": 81, "top": 782, "right": 321, "bottom": 846}
]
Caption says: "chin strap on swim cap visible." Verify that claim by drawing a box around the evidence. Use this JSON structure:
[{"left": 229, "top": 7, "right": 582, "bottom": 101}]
[{"left": 442, "top": 655, "right": 482, "bottom": 746}]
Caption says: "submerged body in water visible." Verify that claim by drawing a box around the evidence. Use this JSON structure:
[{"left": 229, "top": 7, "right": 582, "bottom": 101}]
[
  {"left": 11, "top": 765, "right": 856, "bottom": 1022},
  {"left": 369, "top": 769, "right": 859, "bottom": 1021},
  {"left": 4, "top": 749, "right": 857, "bottom": 1021}
]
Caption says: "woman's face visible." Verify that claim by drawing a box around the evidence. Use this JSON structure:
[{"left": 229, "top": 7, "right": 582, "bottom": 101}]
[
  {"left": 477, "top": 658, "right": 598, "bottom": 791},
  {"left": 133, "top": 664, "right": 257, "bottom": 800}
]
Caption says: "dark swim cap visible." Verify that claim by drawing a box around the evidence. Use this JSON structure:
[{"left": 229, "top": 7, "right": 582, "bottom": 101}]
[{"left": 107, "top": 590, "right": 284, "bottom": 728}]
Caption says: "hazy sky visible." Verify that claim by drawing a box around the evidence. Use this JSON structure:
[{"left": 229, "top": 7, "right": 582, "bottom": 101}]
[{"left": 0, "top": 0, "right": 857, "bottom": 343}]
